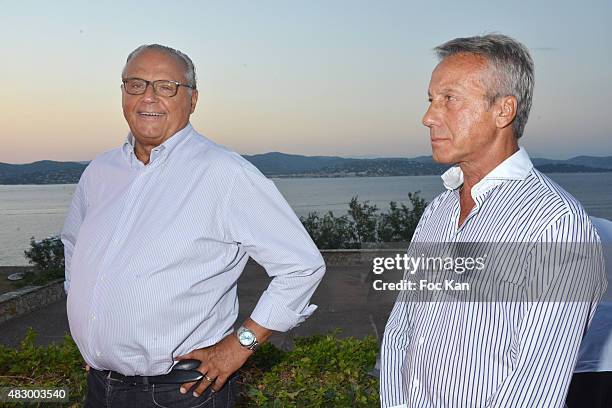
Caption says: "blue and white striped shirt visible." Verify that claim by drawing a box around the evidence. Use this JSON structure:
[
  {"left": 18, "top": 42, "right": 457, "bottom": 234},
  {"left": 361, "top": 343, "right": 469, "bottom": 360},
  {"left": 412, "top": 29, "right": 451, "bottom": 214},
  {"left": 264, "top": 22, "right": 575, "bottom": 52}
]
[
  {"left": 61, "top": 124, "right": 325, "bottom": 376},
  {"left": 380, "top": 147, "right": 606, "bottom": 407}
]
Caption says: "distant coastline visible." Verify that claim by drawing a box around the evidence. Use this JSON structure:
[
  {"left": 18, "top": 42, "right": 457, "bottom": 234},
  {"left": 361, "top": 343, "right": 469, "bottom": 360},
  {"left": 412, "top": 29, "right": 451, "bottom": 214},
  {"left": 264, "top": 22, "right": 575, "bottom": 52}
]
[{"left": 1, "top": 152, "right": 612, "bottom": 185}]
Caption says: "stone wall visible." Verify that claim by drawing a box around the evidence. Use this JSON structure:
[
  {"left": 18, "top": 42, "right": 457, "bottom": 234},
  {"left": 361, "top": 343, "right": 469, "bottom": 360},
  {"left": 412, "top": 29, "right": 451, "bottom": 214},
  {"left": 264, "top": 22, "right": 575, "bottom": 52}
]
[
  {"left": 0, "top": 279, "right": 65, "bottom": 324},
  {"left": 320, "top": 249, "right": 364, "bottom": 266},
  {"left": 320, "top": 248, "right": 404, "bottom": 266}
]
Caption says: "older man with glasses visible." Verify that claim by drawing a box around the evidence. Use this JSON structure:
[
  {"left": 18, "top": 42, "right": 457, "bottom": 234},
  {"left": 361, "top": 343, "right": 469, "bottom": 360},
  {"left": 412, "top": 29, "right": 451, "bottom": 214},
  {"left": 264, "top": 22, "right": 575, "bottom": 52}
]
[{"left": 61, "top": 44, "right": 326, "bottom": 407}]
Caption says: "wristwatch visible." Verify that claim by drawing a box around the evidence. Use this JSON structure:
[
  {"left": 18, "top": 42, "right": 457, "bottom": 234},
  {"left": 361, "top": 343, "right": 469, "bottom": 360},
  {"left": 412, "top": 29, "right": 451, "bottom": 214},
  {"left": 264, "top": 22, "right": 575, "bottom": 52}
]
[{"left": 236, "top": 326, "right": 259, "bottom": 351}]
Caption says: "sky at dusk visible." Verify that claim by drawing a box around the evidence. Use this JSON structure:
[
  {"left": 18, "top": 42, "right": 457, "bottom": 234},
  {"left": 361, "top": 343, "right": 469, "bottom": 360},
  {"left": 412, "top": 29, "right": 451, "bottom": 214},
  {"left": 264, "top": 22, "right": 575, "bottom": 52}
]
[{"left": 1, "top": 0, "right": 611, "bottom": 164}]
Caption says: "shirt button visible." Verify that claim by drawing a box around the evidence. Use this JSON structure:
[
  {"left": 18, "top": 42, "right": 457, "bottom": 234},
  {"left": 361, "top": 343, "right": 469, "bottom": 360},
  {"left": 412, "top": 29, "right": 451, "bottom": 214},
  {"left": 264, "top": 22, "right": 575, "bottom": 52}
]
[
  {"left": 412, "top": 378, "right": 419, "bottom": 388},
  {"left": 91, "top": 314, "right": 96, "bottom": 320},
  {"left": 418, "top": 337, "right": 425, "bottom": 346},
  {"left": 96, "top": 351, "right": 101, "bottom": 357}
]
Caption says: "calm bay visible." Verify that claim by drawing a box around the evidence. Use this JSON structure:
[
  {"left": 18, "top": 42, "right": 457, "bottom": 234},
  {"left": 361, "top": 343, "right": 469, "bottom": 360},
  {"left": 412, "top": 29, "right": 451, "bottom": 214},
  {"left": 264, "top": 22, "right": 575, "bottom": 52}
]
[{"left": 1, "top": 173, "right": 611, "bottom": 265}]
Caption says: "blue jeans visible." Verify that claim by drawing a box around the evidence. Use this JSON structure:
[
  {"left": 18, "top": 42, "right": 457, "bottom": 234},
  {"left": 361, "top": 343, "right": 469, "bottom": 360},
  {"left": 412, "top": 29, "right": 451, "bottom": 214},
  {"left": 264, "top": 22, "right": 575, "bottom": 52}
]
[{"left": 85, "top": 368, "right": 238, "bottom": 408}]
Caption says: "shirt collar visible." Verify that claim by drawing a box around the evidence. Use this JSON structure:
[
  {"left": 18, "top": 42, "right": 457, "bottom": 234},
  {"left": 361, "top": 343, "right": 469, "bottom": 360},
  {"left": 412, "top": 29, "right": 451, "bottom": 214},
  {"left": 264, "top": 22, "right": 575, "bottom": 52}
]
[
  {"left": 122, "top": 123, "right": 193, "bottom": 167},
  {"left": 441, "top": 146, "right": 534, "bottom": 198}
]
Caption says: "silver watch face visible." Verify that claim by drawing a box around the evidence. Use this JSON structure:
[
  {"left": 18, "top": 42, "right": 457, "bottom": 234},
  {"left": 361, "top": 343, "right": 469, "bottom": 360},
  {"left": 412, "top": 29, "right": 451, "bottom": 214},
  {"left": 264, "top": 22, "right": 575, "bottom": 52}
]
[{"left": 239, "top": 329, "right": 256, "bottom": 346}]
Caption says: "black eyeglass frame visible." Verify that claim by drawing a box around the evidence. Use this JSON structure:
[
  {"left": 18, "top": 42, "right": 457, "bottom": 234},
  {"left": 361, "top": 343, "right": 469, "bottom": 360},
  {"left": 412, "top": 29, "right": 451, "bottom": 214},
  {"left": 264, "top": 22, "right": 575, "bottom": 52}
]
[{"left": 121, "top": 77, "right": 195, "bottom": 97}]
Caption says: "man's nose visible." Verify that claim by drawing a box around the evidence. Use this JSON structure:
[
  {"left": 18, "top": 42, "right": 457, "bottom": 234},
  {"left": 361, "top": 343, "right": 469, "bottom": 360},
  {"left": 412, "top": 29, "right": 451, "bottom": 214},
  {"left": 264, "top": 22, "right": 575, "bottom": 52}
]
[
  {"left": 141, "top": 83, "right": 159, "bottom": 101},
  {"left": 422, "top": 102, "right": 438, "bottom": 128}
]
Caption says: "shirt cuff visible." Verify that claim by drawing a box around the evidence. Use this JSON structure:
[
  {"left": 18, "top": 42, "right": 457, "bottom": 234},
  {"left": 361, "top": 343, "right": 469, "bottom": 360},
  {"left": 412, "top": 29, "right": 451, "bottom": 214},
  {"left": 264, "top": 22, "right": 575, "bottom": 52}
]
[{"left": 250, "top": 291, "right": 318, "bottom": 332}]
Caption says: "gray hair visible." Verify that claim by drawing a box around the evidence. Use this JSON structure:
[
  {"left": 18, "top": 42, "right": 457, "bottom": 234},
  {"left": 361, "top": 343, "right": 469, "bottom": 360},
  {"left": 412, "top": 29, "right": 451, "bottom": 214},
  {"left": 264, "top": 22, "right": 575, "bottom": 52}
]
[
  {"left": 124, "top": 44, "right": 197, "bottom": 90},
  {"left": 434, "top": 34, "right": 534, "bottom": 138}
]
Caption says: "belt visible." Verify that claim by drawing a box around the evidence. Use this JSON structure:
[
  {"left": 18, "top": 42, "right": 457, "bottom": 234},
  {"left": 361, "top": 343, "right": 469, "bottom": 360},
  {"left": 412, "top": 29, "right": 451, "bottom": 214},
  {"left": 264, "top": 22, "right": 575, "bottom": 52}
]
[{"left": 98, "top": 359, "right": 204, "bottom": 385}]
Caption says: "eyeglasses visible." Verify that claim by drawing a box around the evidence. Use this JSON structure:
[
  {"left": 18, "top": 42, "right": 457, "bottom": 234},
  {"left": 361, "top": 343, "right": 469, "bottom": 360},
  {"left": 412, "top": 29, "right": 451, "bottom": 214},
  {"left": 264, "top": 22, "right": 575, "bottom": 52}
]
[{"left": 121, "top": 78, "right": 195, "bottom": 97}]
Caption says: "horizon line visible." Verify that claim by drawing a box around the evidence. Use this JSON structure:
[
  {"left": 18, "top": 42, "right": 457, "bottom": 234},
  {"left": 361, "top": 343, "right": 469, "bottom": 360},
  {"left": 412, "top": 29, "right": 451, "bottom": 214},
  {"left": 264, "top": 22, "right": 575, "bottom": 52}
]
[{"left": 2, "top": 150, "right": 612, "bottom": 166}]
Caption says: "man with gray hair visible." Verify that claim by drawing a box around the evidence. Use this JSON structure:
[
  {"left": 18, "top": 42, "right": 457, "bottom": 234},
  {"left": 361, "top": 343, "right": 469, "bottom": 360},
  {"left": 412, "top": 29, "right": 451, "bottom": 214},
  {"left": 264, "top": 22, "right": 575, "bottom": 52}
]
[
  {"left": 380, "top": 34, "right": 605, "bottom": 407},
  {"left": 61, "top": 44, "right": 325, "bottom": 407}
]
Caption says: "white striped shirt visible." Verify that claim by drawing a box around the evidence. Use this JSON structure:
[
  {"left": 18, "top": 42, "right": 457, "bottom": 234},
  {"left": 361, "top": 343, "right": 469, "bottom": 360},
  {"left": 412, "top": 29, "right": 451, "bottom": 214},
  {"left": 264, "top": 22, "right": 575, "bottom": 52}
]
[
  {"left": 380, "top": 147, "right": 606, "bottom": 407},
  {"left": 61, "top": 123, "right": 325, "bottom": 376}
]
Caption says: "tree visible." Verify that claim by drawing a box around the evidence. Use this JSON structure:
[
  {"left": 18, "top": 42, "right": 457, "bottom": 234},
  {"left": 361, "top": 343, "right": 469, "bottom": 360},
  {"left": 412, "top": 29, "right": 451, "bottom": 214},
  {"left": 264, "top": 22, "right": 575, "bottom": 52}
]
[
  {"left": 301, "top": 192, "right": 428, "bottom": 249},
  {"left": 24, "top": 235, "right": 64, "bottom": 273},
  {"left": 20, "top": 235, "right": 65, "bottom": 286},
  {"left": 377, "top": 192, "right": 427, "bottom": 242},
  {"left": 348, "top": 196, "right": 378, "bottom": 244},
  {"left": 300, "top": 212, "right": 358, "bottom": 249}
]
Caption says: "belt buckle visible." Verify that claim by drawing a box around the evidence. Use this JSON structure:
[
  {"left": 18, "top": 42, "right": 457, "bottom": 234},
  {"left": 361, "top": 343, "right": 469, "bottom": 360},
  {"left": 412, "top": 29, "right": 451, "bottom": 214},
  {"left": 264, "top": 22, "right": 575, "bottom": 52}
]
[
  {"left": 107, "top": 371, "right": 124, "bottom": 383},
  {"left": 107, "top": 370, "right": 137, "bottom": 385}
]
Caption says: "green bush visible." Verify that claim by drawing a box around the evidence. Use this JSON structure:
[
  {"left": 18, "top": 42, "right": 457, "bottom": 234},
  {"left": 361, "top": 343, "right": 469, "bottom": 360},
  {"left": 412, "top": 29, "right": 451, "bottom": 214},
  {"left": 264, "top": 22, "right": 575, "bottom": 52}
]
[
  {"left": 0, "top": 330, "right": 379, "bottom": 408},
  {"left": 23, "top": 236, "right": 64, "bottom": 272},
  {"left": 300, "top": 212, "right": 359, "bottom": 249},
  {"left": 377, "top": 192, "right": 428, "bottom": 242},
  {"left": 240, "top": 333, "right": 379, "bottom": 407},
  {"left": 0, "top": 328, "right": 86, "bottom": 407},
  {"left": 19, "top": 236, "right": 65, "bottom": 287},
  {"left": 301, "top": 192, "right": 428, "bottom": 249}
]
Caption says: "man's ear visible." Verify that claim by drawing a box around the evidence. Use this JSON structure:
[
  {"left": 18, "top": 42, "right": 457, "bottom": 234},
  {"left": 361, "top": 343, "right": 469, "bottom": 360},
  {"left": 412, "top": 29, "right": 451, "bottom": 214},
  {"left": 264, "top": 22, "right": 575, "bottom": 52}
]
[
  {"left": 190, "top": 90, "right": 199, "bottom": 114},
  {"left": 495, "top": 95, "right": 517, "bottom": 129}
]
